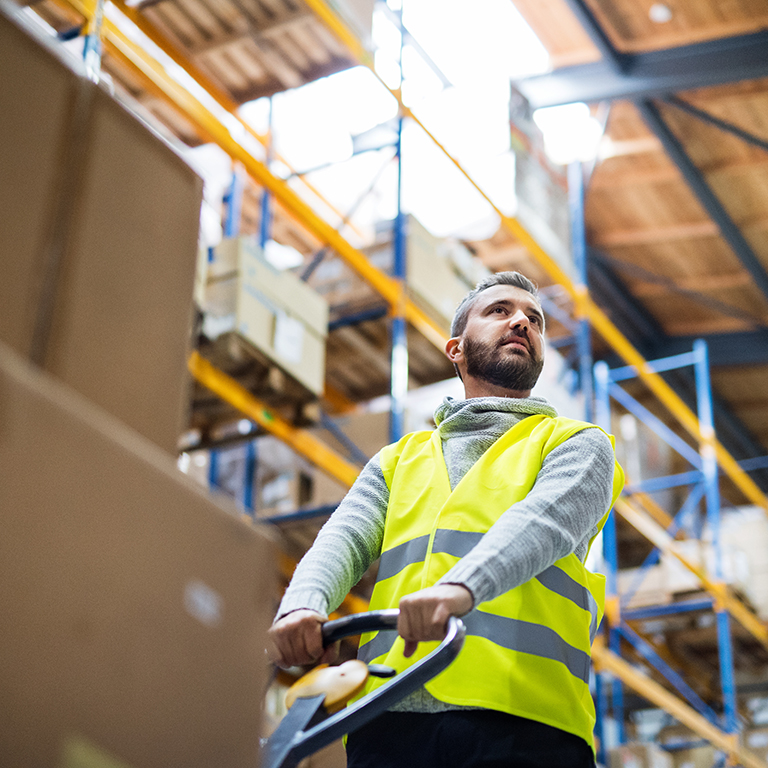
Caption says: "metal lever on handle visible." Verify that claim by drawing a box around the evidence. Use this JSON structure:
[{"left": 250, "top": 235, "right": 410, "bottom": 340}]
[{"left": 285, "top": 609, "right": 465, "bottom": 765}]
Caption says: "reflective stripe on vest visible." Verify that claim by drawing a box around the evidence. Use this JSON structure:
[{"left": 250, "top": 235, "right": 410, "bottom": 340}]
[
  {"left": 370, "top": 530, "right": 601, "bottom": 660},
  {"left": 356, "top": 414, "right": 625, "bottom": 751},
  {"left": 360, "top": 605, "right": 592, "bottom": 683}
]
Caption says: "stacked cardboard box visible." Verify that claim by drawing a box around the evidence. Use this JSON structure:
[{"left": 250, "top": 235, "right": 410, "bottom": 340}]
[
  {"left": 0, "top": 8, "right": 276, "bottom": 766},
  {"left": 200, "top": 237, "right": 329, "bottom": 396},
  {"left": 310, "top": 215, "right": 470, "bottom": 330},
  {"left": 0, "top": 342, "right": 275, "bottom": 768},
  {"left": 0, "top": 8, "right": 203, "bottom": 455},
  {"left": 367, "top": 215, "right": 470, "bottom": 329}
]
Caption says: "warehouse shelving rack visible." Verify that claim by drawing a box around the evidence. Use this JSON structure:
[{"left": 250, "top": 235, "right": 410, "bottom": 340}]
[{"left": 33, "top": 1, "right": 768, "bottom": 764}]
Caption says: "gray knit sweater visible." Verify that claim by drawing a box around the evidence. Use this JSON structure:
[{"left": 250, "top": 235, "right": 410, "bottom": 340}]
[{"left": 276, "top": 395, "right": 616, "bottom": 712}]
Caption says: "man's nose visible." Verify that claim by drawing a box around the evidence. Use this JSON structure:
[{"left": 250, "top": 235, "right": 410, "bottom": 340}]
[{"left": 508, "top": 310, "right": 530, "bottom": 330}]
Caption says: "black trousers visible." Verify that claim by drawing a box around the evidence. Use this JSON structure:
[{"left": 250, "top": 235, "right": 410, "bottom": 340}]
[{"left": 345, "top": 710, "right": 595, "bottom": 768}]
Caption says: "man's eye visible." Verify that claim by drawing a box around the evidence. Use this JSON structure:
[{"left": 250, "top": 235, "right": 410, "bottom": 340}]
[{"left": 530, "top": 316, "right": 540, "bottom": 325}]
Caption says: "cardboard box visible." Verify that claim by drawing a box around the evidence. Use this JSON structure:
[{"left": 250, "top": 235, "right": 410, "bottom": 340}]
[
  {"left": 609, "top": 742, "right": 673, "bottom": 768},
  {"left": 0, "top": 7, "right": 203, "bottom": 454},
  {"left": 744, "top": 726, "right": 768, "bottom": 763},
  {"left": 360, "top": 216, "right": 468, "bottom": 329},
  {"left": 0, "top": 341, "right": 275, "bottom": 768},
  {"left": 201, "top": 238, "right": 329, "bottom": 396},
  {"left": 668, "top": 745, "right": 716, "bottom": 768}
]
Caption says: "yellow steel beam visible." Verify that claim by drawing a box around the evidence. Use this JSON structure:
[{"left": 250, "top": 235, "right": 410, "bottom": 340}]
[
  {"left": 189, "top": 351, "right": 360, "bottom": 487},
  {"left": 615, "top": 498, "right": 768, "bottom": 648},
  {"left": 301, "top": 0, "right": 768, "bottom": 517},
  {"left": 592, "top": 637, "right": 767, "bottom": 768},
  {"left": 108, "top": 0, "right": 365, "bottom": 241}
]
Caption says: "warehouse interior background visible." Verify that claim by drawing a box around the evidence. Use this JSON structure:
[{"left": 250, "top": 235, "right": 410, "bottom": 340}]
[{"left": 2, "top": 0, "right": 768, "bottom": 765}]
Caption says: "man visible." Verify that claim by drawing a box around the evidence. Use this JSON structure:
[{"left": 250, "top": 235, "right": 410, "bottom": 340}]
[{"left": 269, "top": 272, "right": 624, "bottom": 768}]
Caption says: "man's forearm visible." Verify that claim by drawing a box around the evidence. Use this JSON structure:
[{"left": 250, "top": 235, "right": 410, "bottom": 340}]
[{"left": 276, "top": 455, "right": 389, "bottom": 619}]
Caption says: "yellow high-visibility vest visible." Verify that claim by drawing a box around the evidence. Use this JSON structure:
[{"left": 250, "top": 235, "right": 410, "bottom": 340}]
[{"left": 357, "top": 414, "right": 624, "bottom": 751}]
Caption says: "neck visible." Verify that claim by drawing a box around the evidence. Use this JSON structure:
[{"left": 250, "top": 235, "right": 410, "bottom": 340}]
[{"left": 461, "top": 375, "right": 532, "bottom": 400}]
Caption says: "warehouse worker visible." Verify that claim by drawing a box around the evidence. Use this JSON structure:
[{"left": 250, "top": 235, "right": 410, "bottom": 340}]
[{"left": 269, "top": 271, "right": 624, "bottom": 768}]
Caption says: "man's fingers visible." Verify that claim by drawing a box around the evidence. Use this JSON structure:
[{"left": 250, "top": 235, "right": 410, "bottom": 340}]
[
  {"left": 403, "top": 639, "right": 419, "bottom": 658},
  {"left": 269, "top": 610, "right": 327, "bottom": 668},
  {"left": 320, "top": 641, "right": 340, "bottom": 665}
]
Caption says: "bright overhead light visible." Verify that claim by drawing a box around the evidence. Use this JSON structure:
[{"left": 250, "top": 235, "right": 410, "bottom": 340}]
[
  {"left": 649, "top": 3, "right": 673, "bottom": 23},
  {"left": 533, "top": 103, "right": 603, "bottom": 165}
]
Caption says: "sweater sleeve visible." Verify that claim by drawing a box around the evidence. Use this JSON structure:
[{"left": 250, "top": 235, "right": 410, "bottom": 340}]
[
  {"left": 274, "top": 453, "right": 389, "bottom": 621},
  {"left": 438, "top": 427, "right": 615, "bottom": 605}
]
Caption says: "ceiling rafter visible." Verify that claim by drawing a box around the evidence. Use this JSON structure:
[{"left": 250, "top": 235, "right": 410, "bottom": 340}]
[
  {"left": 636, "top": 99, "right": 768, "bottom": 305},
  {"left": 515, "top": 22, "right": 768, "bottom": 109}
]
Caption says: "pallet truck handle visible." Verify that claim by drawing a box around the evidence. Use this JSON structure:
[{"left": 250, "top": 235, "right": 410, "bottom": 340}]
[{"left": 286, "top": 609, "right": 465, "bottom": 764}]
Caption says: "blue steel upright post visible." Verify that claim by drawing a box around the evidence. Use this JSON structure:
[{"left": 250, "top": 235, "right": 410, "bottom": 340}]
[
  {"left": 594, "top": 361, "right": 625, "bottom": 752},
  {"left": 568, "top": 161, "right": 594, "bottom": 424},
  {"left": 82, "top": 0, "right": 106, "bottom": 82},
  {"left": 259, "top": 97, "right": 274, "bottom": 251},
  {"left": 694, "top": 339, "right": 738, "bottom": 735},
  {"left": 389, "top": 6, "right": 408, "bottom": 443}
]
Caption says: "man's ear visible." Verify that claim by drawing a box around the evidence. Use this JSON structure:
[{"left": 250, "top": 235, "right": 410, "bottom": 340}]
[{"left": 445, "top": 336, "right": 463, "bottom": 364}]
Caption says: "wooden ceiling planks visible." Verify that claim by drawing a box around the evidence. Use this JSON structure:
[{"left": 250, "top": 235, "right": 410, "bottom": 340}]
[
  {"left": 582, "top": 0, "right": 768, "bottom": 53},
  {"left": 133, "top": 0, "right": 354, "bottom": 102},
  {"left": 509, "top": 0, "right": 600, "bottom": 68}
]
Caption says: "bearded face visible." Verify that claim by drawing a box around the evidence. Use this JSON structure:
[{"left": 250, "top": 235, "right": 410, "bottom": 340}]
[{"left": 462, "top": 331, "right": 544, "bottom": 392}]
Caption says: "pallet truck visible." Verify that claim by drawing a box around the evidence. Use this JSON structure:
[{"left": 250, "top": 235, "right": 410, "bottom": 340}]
[{"left": 262, "top": 610, "right": 466, "bottom": 768}]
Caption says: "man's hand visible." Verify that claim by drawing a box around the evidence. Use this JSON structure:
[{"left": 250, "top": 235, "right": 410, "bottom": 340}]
[
  {"left": 398, "top": 584, "right": 474, "bottom": 658},
  {"left": 267, "top": 609, "right": 338, "bottom": 669}
]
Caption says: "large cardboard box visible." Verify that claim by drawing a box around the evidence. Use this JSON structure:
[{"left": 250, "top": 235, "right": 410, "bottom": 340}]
[
  {"left": 0, "top": 342, "right": 275, "bottom": 768},
  {"left": 0, "top": 7, "right": 203, "bottom": 454},
  {"left": 201, "top": 238, "right": 329, "bottom": 396}
]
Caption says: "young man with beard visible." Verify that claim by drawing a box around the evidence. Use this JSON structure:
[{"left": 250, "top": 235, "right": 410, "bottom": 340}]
[{"left": 269, "top": 272, "right": 623, "bottom": 768}]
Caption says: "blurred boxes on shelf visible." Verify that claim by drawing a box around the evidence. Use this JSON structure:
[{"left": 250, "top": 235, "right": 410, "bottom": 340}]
[
  {"left": 617, "top": 537, "right": 750, "bottom": 610},
  {"left": 311, "top": 215, "right": 471, "bottom": 330},
  {"left": 0, "top": 8, "right": 203, "bottom": 455},
  {"left": 721, "top": 507, "right": 768, "bottom": 619},
  {"left": 656, "top": 725, "right": 717, "bottom": 768},
  {"left": 608, "top": 742, "right": 673, "bottom": 768},
  {"left": 743, "top": 726, "right": 768, "bottom": 763},
  {"left": 0, "top": 341, "right": 275, "bottom": 768},
  {"left": 179, "top": 410, "right": 391, "bottom": 517},
  {"left": 661, "top": 539, "right": 749, "bottom": 597},
  {"left": 370, "top": 215, "right": 469, "bottom": 329},
  {"left": 667, "top": 745, "right": 716, "bottom": 768},
  {"left": 199, "top": 237, "right": 329, "bottom": 396}
]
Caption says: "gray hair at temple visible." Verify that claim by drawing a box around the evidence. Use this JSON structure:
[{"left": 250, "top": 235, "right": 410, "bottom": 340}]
[{"left": 450, "top": 271, "right": 543, "bottom": 338}]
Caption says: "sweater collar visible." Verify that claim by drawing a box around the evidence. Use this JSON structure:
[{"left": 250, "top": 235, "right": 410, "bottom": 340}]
[{"left": 434, "top": 395, "right": 558, "bottom": 431}]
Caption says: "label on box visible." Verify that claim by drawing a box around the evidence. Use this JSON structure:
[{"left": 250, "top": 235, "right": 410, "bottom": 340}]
[
  {"left": 273, "top": 310, "right": 304, "bottom": 365},
  {"left": 184, "top": 579, "right": 223, "bottom": 627}
]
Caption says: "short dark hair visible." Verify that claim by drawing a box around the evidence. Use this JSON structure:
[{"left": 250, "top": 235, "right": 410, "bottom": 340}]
[{"left": 450, "top": 271, "right": 542, "bottom": 338}]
